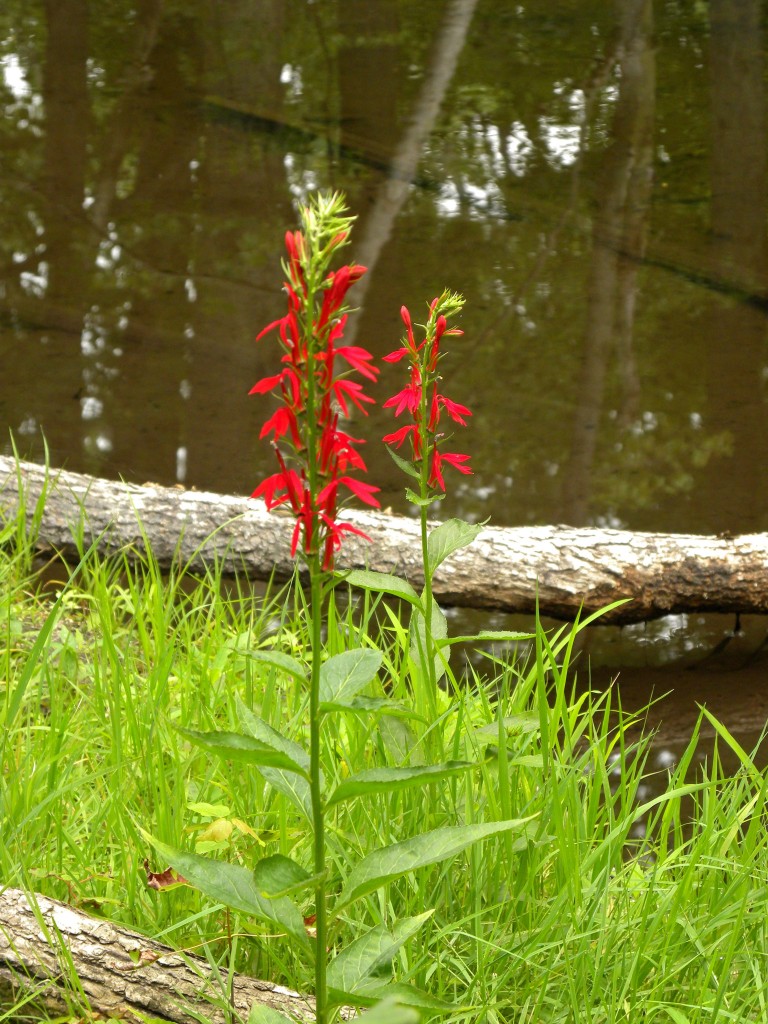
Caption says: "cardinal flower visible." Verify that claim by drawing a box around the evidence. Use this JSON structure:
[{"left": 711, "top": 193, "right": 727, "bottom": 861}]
[
  {"left": 250, "top": 193, "right": 380, "bottom": 569},
  {"left": 382, "top": 293, "right": 472, "bottom": 496}
]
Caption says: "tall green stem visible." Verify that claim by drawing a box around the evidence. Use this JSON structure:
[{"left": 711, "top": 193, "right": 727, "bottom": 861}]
[
  {"left": 300, "top": 263, "right": 328, "bottom": 1023},
  {"left": 308, "top": 555, "right": 327, "bottom": 1024},
  {"left": 418, "top": 379, "right": 438, "bottom": 720}
]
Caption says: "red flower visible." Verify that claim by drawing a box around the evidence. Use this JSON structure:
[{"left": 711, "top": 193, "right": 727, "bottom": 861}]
[
  {"left": 382, "top": 294, "right": 471, "bottom": 499},
  {"left": 429, "top": 450, "right": 472, "bottom": 492},
  {"left": 383, "top": 380, "right": 422, "bottom": 417},
  {"left": 382, "top": 424, "right": 418, "bottom": 449},
  {"left": 250, "top": 202, "right": 380, "bottom": 570}
]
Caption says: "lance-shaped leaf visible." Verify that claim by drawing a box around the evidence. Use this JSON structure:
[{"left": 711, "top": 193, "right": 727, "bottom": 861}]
[
  {"left": 436, "top": 630, "right": 535, "bottom": 647},
  {"left": 248, "top": 1007, "right": 296, "bottom": 1024},
  {"left": 327, "top": 762, "right": 475, "bottom": 808},
  {"left": 474, "top": 713, "right": 541, "bottom": 737},
  {"left": 426, "top": 517, "right": 483, "bottom": 573},
  {"left": 142, "top": 834, "right": 311, "bottom": 949},
  {"left": 329, "top": 979, "right": 456, "bottom": 1014},
  {"left": 334, "top": 818, "right": 535, "bottom": 913},
  {"left": 409, "top": 598, "right": 448, "bottom": 683},
  {"left": 351, "top": 982, "right": 456, "bottom": 1013},
  {"left": 253, "top": 853, "right": 314, "bottom": 899},
  {"left": 247, "top": 649, "right": 307, "bottom": 682},
  {"left": 354, "top": 997, "right": 421, "bottom": 1024},
  {"left": 178, "top": 728, "right": 309, "bottom": 777},
  {"left": 236, "top": 696, "right": 313, "bottom": 820},
  {"left": 317, "top": 695, "right": 424, "bottom": 722},
  {"left": 385, "top": 445, "right": 421, "bottom": 482},
  {"left": 342, "top": 570, "right": 424, "bottom": 611},
  {"left": 319, "top": 648, "right": 383, "bottom": 707},
  {"left": 327, "top": 911, "right": 432, "bottom": 994}
]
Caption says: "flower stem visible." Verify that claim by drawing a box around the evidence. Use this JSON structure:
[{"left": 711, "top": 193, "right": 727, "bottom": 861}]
[
  {"left": 418, "top": 375, "right": 438, "bottom": 718},
  {"left": 308, "top": 555, "right": 328, "bottom": 1024}
]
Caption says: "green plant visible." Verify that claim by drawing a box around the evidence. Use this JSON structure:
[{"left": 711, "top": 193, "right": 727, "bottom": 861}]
[{"left": 143, "top": 193, "right": 532, "bottom": 1024}]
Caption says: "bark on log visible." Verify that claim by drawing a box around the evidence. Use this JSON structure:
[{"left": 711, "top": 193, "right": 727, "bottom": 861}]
[
  {"left": 0, "top": 886, "right": 327, "bottom": 1023},
  {"left": 1, "top": 455, "right": 767, "bottom": 625}
]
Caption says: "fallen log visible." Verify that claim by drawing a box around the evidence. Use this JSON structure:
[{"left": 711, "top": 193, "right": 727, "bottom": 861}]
[
  {"left": 0, "top": 886, "right": 327, "bottom": 1023},
  {"left": 1, "top": 455, "right": 767, "bottom": 625}
]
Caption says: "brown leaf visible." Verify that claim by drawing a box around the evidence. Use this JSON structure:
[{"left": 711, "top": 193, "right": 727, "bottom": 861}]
[{"left": 144, "top": 858, "right": 189, "bottom": 890}]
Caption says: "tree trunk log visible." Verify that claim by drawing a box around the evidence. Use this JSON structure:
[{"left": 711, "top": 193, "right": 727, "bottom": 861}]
[
  {"left": 0, "top": 886, "right": 328, "bottom": 1023},
  {"left": 1, "top": 455, "right": 767, "bottom": 625}
]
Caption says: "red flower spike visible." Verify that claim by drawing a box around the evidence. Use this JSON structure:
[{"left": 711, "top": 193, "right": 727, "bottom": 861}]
[
  {"left": 383, "top": 292, "right": 471, "bottom": 501},
  {"left": 250, "top": 202, "right": 378, "bottom": 571}
]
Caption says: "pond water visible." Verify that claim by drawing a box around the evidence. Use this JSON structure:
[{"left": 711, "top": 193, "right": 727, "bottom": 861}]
[{"left": 1, "top": 0, "right": 767, "bottom": 758}]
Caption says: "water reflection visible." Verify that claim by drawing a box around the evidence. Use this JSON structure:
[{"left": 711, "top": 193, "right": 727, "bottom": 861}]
[{"left": 1, "top": 0, "right": 767, "bottom": 733}]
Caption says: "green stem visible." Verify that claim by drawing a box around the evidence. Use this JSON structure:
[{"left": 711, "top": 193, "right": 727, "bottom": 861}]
[
  {"left": 308, "top": 555, "right": 328, "bottom": 1024},
  {"left": 301, "top": 240, "right": 327, "bottom": 1022},
  {"left": 418, "top": 387, "right": 438, "bottom": 718}
]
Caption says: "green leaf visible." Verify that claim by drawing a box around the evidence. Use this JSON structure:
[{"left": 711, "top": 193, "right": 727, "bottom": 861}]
[
  {"left": 385, "top": 445, "right": 421, "bottom": 481},
  {"left": 236, "top": 697, "right": 313, "bottom": 820},
  {"left": 327, "top": 912, "right": 433, "bottom": 993},
  {"left": 354, "top": 997, "right": 421, "bottom": 1024},
  {"left": 319, "top": 648, "right": 383, "bottom": 706},
  {"left": 327, "top": 762, "right": 475, "bottom": 807},
  {"left": 436, "top": 630, "right": 535, "bottom": 647},
  {"left": 343, "top": 570, "right": 424, "bottom": 610},
  {"left": 236, "top": 698, "right": 310, "bottom": 770},
  {"left": 405, "top": 487, "right": 442, "bottom": 507},
  {"left": 379, "top": 716, "right": 422, "bottom": 766},
  {"left": 247, "top": 1007, "right": 295, "bottom": 1024},
  {"left": 409, "top": 599, "right": 448, "bottom": 683},
  {"left": 356, "top": 982, "right": 455, "bottom": 1012},
  {"left": 426, "top": 518, "right": 483, "bottom": 573},
  {"left": 247, "top": 649, "right": 307, "bottom": 682},
  {"left": 334, "top": 818, "right": 536, "bottom": 913},
  {"left": 318, "top": 695, "right": 424, "bottom": 721},
  {"left": 253, "top": 854, "right": 313, "bottom": 898},
  {"left": 178, "top": 728, "right": 308, "bottom": 777},
  {"left": 475, "top": 713, "right": 542, "bottom": 737},
  {"left": 141, "top": 834, "right": 310, "bottom": 948},
  {"left": 187, "top": 802, "right": 231, "bottom": 817}
]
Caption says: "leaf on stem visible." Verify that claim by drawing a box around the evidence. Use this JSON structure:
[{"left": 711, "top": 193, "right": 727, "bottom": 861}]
[
  {"left": 319, "top": 648, "right": 383, "bottom": 707},
  {"left": 405, "top": 487, "right": 442, "bottom": 508},
  {"left": 327, "top": 762, "right": 475, "bottom": 807},
  {"left": 474, "top": 713, "right": 541, "bottom": 736},
  {"left": 141, "top": 834, "right": 311, "bottom": 948},
  {"left": 343, "top": 570, "right": 424, "bottom": 610},
  {"left": 352, "top": 997, "right": 421, "bottom": 1024},
  {"left": 247, "top": 649, "right": 308, "bottom": 682},
  {"left": 435, "top": 630, "right": 535, "bottom": 647},
  {"left": 426, "top": 518, "right": 483, "bottom": 573},
  {"left": 385, "top": 445, "right": 421, "bottom": 481},
  {"left": 317, "top": 695, "right": 424, "bottom": 721},
  {"left": 247, "top": 1007, "right": 297, "bottom": 1024},
  {"left": 177, "top": 728, "right": 309, "bottom": 777},
  {"left": 236, "top": 696, "right": 313, "bottom": 820},
  {"left": 253, "top": 854, "right": 315, "bottom": 898},
  {"left": 334, "top": 818, "right": 536, "bottom": 913},
  {"left": 409, "top": 600, "right": 448, "bottom": 683},
  {"left": 326, "top": 911, "right": 432, "bottom": 993}
]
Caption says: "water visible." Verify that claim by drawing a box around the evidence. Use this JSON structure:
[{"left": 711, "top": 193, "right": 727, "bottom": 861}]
[{"left": 1, "top": 0, "right": 767, "bottom": 756}]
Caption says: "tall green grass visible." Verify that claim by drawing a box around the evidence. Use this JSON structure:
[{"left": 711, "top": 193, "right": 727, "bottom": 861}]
[{"left": 2, "top": 486, "right": 768, "bottom": 1022}]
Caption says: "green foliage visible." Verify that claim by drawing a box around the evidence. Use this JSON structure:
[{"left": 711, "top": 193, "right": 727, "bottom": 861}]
[{"left": 4, "top": 492, "right": 768, "bottom": 1022}]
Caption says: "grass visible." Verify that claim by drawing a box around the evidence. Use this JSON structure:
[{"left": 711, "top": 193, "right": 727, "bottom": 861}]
[{"left": 2, "top": 485, "right": 768, "bottom": 1023}]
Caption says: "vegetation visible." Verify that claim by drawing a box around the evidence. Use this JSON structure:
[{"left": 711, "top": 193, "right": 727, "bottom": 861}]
[{"left": 3, "top": 485, "right": 768, "bottom": 1022}]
